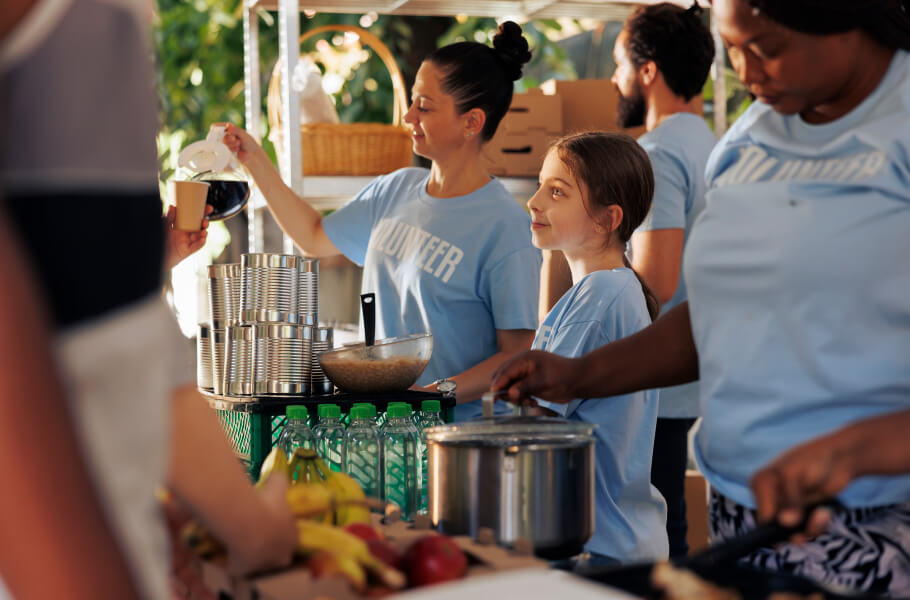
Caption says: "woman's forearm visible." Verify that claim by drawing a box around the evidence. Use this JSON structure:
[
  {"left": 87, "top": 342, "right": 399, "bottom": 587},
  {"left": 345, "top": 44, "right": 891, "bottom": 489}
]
[
  {"left": 572, "top": 302, "right": 699, "bottom": 399},
  {"left": 243, "top": 151, "right": 338, "bottom": 257}
]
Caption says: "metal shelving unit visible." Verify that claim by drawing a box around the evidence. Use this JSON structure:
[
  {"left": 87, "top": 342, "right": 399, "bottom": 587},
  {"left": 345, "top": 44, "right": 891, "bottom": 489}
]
[{"left": 240, "top": 0, "right": 724, "bottom": 252}]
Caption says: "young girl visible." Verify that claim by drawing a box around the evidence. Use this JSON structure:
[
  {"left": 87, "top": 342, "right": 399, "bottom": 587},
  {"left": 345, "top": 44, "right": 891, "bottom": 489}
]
[{"left": 528, "top": 132, "right": 668, "bottom": 565}]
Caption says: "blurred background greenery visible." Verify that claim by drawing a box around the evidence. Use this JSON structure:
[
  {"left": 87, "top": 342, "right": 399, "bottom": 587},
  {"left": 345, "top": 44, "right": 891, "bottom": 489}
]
[{"left": 152, "top": 2, "right": 749, "bottom": 187}]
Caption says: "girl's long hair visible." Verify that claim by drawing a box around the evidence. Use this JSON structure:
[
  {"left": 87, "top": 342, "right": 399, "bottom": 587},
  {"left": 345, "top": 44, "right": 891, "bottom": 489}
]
[{"left": 552, "top": 132, "right": 660, "bottom": 321}]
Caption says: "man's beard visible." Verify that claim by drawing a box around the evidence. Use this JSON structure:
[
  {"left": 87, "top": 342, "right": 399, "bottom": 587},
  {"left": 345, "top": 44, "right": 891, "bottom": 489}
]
[{"left": 616, "top": 86, "right": 646, "bottom": 129}]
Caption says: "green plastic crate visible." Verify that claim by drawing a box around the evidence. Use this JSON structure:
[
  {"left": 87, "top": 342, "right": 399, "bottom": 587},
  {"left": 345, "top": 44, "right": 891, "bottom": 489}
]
[{"left": 209, "top": 392, "right": 454, "bottom": 479}]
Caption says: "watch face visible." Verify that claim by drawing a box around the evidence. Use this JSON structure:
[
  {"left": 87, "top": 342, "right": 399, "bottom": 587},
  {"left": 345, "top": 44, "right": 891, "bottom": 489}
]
[{"left": 437, "top": 380, "right": 456, "bottom": 394}]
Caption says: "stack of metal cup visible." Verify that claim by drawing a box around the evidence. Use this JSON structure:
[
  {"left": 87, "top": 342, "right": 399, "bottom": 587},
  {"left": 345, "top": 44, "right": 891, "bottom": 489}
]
[
  {"left": 298, "top": 258, "right": 318, "bottom": 326},
  {"left": 310, "top": 326, "right": 334, "bottom": 395},
  {"left": 205, "top": 263, "right": 240, "bottom": 394},
  {"left": 196, "top": 324, "right": 214, "bottom": 391},
  {"left": 225, "top": 324, "right": 254, "bottom": 395}
]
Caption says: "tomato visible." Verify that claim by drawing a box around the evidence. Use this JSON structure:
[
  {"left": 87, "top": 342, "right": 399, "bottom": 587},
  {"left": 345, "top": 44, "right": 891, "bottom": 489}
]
[
  {"left": 402, "top": 535, "right": 468, "bottom": 587},
  {"left": 344, "top": 522, "right": 382, "bottom": 542}
]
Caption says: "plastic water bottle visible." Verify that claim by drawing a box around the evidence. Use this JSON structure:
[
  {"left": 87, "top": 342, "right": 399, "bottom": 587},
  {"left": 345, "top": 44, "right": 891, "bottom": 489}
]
[
  {"left": 343, "top": 404, "right": 380, "bottom": 499},
  {"left": 313, "top": 404, "right": 345, "bottom": 472},
  {"left": 380, "top": 403, "right": 420, "bottom": 521},
  {"left": 278, "top": 405, "right": 316, "bottom": 459},
  {"left": 416, "top": 400, "right": 444, "bottom": 514}
]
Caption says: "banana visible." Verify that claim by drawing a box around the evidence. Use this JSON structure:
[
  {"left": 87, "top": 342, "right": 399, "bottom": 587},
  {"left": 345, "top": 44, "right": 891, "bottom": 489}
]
[
  {"left": 286, "top": 483, "right": 334, "bottom": 520},
  {"left": 257, "top": 446, "right": 290, "bottom": 488},
  {"left": 312, "top": 457, "right": 372, "bottom": 526},
  {"left": 289, "top": 447, "right": 319, "bottom": 483},
  {"left": 333, "top": 552, "right": 368, "bottom": 592},
  {"left": 295, "top": 520, "right": 405, "bottom": 589}
]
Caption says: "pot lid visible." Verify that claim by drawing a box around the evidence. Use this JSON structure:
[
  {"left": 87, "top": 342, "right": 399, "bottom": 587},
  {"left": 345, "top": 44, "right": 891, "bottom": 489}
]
[{"left": 424, "top": 416, "right": 595, "bottom": 446}]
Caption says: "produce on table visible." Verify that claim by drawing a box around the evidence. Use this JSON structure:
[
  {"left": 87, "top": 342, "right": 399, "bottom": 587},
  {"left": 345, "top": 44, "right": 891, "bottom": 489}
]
[
  {"left": 345, "top": 522, "right": 383, "bottom": 542},
  {"left": 182, "top": 446, "right": 405, "bottom": 593},
  {"left": 305, "top": 550, "right": 367, "bottom": 592},
  {"left": 367, "top": 539, "right": 403, "bottom": 570},
  {"left": 402, "top": 535, "right": 468, "bottom": 587}
]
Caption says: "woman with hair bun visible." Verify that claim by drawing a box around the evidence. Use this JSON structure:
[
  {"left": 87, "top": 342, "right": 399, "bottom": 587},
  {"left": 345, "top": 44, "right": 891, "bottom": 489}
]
[{"left": 224, "top": 22, "right": 541, "bottom": 420}]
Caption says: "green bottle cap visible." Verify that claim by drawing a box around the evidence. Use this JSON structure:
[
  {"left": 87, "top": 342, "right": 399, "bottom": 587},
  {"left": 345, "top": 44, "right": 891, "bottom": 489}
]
[
  {"left": 387, "top": 403, "right": 412, "bottom": 418},
  {"left": 351, "top": 402, "right": 376, "bottom": 417},
  {"left": 318, "top": 404, "right": 340, "bottom": 418},
  {"left": 421, "top": 400, "right": 441, "bottom": 413},
  {"left": 286, "top": 405, "right": 308, "bottom": 420},
  {"left": 350, "top": 405, "right": 373, "bottom": 419}
]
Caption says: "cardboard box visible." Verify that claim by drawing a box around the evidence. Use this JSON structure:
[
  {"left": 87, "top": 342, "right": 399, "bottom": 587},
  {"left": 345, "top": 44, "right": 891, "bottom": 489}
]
[
  {"left": 539, "top": 78, "right": 647, "bottom": 139},
  {"left": 497, "top": 88, "right": 562, "bottom": 135},
  {"left": 480, "top": 89, "right": 562, "bottom": 177},
  {"left": 685, "top": 469, "right": 710, "bottom": 554},
  {"left": 481, "top": 129, "right": 557, "bottom": 177}
]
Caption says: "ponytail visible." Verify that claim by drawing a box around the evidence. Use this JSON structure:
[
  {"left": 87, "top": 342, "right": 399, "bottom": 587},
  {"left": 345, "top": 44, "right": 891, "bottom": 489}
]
[{"left": 623, "top": 255, "right": 660, "bottom": 322}]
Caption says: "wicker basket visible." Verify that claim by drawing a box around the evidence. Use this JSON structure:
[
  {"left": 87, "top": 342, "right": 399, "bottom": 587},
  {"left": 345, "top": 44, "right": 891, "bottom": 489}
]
[{"left": 267, "top": 25, "right": 413, "bottom": 176}]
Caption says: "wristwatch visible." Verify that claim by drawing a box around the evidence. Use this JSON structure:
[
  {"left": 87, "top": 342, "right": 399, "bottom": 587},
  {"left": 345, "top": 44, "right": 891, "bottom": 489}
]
[{"left": 434, "top": 378, "right": 456, "bottom": 398}]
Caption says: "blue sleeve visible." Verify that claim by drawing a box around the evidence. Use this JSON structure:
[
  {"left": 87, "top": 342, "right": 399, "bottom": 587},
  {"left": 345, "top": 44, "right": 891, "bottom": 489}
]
[
  {"left": 536, "top": 320, "right": 605, "bottom": 418},
  {"left": 638, "top": 147, "right": 688, "bottom": 231},
  {"left": 322, "top": 176, "right": 384, "bottom": 266},
  {"left": 484, "top": 246, "right": 542, "bottom": 331}
]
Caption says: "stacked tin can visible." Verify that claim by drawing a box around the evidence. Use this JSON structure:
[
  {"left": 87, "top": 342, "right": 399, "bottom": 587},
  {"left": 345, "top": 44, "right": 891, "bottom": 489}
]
[
  {"left": 197, "top": 252, "right": 333, "bottom": 397},
  {"left": 207, "top": 263, "right": 240, "bottom": 394}
]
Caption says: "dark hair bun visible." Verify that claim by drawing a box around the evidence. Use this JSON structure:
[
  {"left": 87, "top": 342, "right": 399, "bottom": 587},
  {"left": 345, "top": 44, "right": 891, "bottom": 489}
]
[{"left": 492, "top": 21, "right": 532, "bottom": 81}]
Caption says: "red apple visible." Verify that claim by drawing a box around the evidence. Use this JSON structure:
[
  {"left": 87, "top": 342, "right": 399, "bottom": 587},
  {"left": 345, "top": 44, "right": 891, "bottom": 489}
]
[
  {"left": 344, "top": 522, "right": 382, "bottom": 542},
  {"left": 367, "top": 538, "right": 403, "bottom": 570},
  {"left": 402, "top": 535, "right": 468, "bottom": 587}
]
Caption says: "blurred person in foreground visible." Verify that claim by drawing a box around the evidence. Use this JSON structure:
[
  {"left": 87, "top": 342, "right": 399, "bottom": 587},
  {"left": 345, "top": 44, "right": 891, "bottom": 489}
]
[
  {"left": 493, "top": 0, "right": 910, "bottom": 595},
  {"left": 0, "top": 0, "right": 295, "bottom": 598}
]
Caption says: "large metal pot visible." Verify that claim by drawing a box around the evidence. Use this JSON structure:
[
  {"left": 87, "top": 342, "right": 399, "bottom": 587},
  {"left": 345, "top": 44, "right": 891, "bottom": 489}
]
[{"left": 425, "top": 416, "right": 596, "bottom": 559}]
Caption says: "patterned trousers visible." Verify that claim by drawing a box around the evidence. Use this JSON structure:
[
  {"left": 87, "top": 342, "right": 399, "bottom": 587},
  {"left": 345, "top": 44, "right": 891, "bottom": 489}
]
[{"left": 709, "top": 489, "right": 910, "bottom": 598}]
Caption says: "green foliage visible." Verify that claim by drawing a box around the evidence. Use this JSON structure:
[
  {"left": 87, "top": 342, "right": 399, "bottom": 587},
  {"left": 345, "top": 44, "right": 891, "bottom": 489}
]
[
  {"left": 154, "top": 4, "right": 581, "bottom": 187},
  {"left": 437, "top": 17, "right": 577, "bottom": 90},
  {"left": 701, "top": 65, "right": 753, "bottom": 132}
]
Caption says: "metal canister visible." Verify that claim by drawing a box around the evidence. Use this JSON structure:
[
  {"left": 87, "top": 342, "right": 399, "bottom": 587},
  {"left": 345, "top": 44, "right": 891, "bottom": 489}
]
[
  {"left": 297, "top": 258, "right": 318, "bottom": 326},
  {"left": 224, "top": 324, "right": 253, "bottom": 396},
  {"left": 240, "top": 253, "right": 300, "bottom": 324},
  {"left": 252, "top": 323, "right": 310, "bottom": 395},
  {"left": 310, "top": 326, "right": 334, "bottom": 395},
  {"left": 197, "top": 324, "right": 213, "bottom": 391},
  {"left": 208, "top": 263, "right": 240, "bottom": 329},
  {"left": 211, "top": 328, "right": 227, "bottom": 395}
]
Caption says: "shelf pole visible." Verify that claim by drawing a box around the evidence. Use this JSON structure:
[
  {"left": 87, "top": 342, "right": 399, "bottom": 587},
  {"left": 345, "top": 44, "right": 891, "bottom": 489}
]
[
  {"left": 243, "top": 2, "right": 265, "bottom": 253},
  {"left": 278, "top": 0, "right": 302, "bottom": 255},
  {"left": 710, "top": 8, "right": 728, "bottom": 136}
]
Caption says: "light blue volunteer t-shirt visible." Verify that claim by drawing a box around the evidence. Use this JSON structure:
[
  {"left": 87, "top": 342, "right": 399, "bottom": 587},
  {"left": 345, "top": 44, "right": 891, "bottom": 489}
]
[
  {"left": 323, "top": 167, "right": 541, "bottom": 421},
  {"left": 636, "top": 113, "right": 716, "bottom": 418},
  {"left": 536, "top": 269, "right": 668, "bottom": 562},
  {"left": 684, "top": 49, "right": 910, "bottom": 509}
]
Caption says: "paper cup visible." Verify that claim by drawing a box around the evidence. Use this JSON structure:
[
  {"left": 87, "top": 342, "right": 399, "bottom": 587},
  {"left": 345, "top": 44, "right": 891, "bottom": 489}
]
[{"left": 171, "top": 180, "right": 210, "bottom": 231}]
